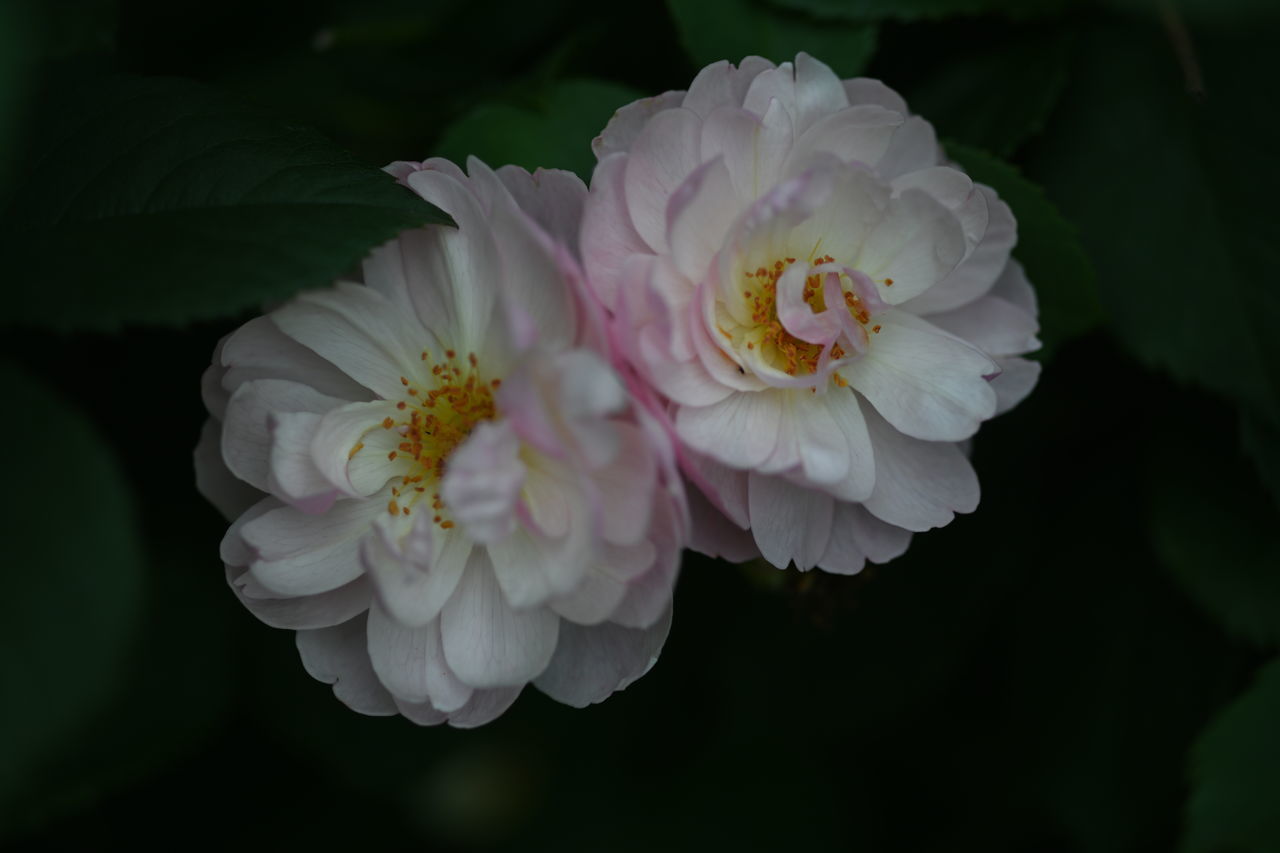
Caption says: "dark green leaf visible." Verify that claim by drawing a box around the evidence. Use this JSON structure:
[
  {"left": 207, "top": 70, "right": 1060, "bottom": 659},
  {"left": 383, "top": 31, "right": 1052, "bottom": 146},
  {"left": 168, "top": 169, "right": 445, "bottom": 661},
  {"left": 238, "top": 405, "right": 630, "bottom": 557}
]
[
  {"left": 1241, "top": 413, "right": 1280, "bottom": 512},
  {"left": 434, "top": 78, "right": 642, "bottom": 183},
  {"left": 667, "top": 0, "right": 877, "bottom": 79},
  {"left": 1, "top": 72, "right": 449, "bottom": 332},
  {"left": 946, "top": 142, "right": 1102, "bottom": 356},
  {"left": 0, "top": 360, "right": 145, "bottom": 821},
  {"left": 902, "top": 30, "right": 1069, "bottom": 156},
  {"left": 1149, "top": 415, "right": 1280, "bottom": 647},
  {"left": 1185, "top": 657, "right": 1280, "bottom": 853},
  {"left": 762, "top": 0, "right": 1063, "bottom": 23},
  {"left": 1027, "top": 23, "right": 1280, "bottom": 425}
]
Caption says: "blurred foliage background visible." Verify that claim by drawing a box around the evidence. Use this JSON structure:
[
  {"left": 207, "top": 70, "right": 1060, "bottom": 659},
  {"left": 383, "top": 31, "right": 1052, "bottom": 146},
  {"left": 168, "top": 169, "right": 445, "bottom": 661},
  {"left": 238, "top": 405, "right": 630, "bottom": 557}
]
[{"left": 1, "top": 0, "right": 1278, "bottom": 850}]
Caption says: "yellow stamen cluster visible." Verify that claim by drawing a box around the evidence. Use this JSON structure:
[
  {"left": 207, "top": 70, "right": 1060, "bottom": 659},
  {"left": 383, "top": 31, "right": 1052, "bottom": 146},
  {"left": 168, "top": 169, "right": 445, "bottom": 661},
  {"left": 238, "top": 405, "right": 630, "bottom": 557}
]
[
  {"left": 352, "top": 348, "right": 499, "bottom": 528},
  {"left": 739, "top": 255, "right": 878, "bottom": 379}
]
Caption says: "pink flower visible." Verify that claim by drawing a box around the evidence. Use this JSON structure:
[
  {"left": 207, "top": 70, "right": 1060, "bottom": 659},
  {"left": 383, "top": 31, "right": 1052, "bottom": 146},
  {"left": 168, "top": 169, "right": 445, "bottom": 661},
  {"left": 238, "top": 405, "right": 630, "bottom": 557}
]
[
  {"left": 580, "top": 54, "right": 1040, "bottom": 573},
  {"left": 196, "top": 158, "right": 687, "bottom": 726}
]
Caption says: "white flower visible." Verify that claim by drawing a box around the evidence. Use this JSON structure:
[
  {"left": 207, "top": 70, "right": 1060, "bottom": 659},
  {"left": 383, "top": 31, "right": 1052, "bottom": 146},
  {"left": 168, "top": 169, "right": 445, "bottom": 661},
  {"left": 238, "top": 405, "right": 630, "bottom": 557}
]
[
  {"left": 579, "top": 54, "right": 1040, "bottom": 573},
  {"left": 196, "top": 158, "right": 687, "bottom": 726}
]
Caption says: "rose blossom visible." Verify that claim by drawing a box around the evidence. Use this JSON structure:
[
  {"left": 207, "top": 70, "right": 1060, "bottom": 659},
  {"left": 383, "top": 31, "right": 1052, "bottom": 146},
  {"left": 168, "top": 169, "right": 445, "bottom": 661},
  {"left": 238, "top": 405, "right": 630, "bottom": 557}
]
[
  {"left": 196, "top": 158, "right": 687, "bottom": 726},
  {"left": 581, "top": 54, "right": 1040, "bottom": 573}
]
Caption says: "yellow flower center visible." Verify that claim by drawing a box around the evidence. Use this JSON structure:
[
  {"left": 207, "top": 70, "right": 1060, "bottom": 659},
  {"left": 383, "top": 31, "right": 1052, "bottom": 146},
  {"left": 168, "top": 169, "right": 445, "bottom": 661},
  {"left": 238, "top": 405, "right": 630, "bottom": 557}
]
[{"left": 352, "top": 348, "right": 498, "bottom": 528}]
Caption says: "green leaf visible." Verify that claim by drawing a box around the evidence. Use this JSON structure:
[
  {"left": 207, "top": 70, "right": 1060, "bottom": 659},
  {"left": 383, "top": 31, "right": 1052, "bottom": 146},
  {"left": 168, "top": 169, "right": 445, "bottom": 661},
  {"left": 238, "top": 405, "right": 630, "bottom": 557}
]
[
  {"left": 901, "top": 30, "right": 1070, "bottom": 157},
  {"left": 1, "top": 72, "right": 449, "bottom": 332},
  {"left": 434, "top": 79, "right": 642, "bottom": 183},
  {"left": 946, "top": 142, "right": 1102, "bottom": 356},
  {"left": 1027, "top": 23, "right": 1280, "bottom": 426},
  {"left": 0, "top": 360, "right": 145, "bottom": 821},
  {"left": 667, "top": 0, "right": 877, "bottom": 79},
  {"left": 1148, "top": 413, "right": 1280, "bottom": 648},
  {"left": 1185, "top": 657, "right": 1280, "bottom": 853},
  {"left": 762, "top": 0, "right": 1063, "bottom": 23}
]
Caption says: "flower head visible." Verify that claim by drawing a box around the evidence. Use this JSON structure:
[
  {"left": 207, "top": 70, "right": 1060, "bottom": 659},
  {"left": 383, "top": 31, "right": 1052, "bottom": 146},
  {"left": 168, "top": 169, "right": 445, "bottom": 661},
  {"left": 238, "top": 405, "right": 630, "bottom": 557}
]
[
  {"left": 197, "top": 158, "right": 687, "bottom": 726},
  {"left": 581, "top": 54, "right": 1040, "bottom": 573}
]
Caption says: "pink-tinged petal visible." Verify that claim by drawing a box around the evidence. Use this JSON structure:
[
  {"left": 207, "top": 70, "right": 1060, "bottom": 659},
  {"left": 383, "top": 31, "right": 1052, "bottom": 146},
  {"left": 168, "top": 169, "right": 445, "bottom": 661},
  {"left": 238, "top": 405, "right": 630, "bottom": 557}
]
[
  {"left": 684, "top": 58, "right": 774, "bottom": 116},
  {"left": 989, "top": 259, "right": 1037, "bottom": 315},
  {"left": 308, "top": 399, "right": 403, "bottom": 497},
  {"left": 221, "top": 379, "right": 347, "bottom": 493},
  {"left": 494, "top": 165, "right": 587, "bottom": 256},
  {"left": 593, "top": 422, "right": 659, "bottom": 546},
  {"left": 787, "top": 105, "right": 903, "bottom": 175},
  {"left": 582, "top": 152, "right": 651, "bottom": 311},
  {"left": 841, "top": 311, "right": 997, "bottom": 441},
  {"left": 891, "top": 166, "right": 988, "bottom": 252},
  {"left": 876, "top": 116, "right": 942, "bottom": 179},
  {"left": 843, "top": 78, "right": 908, "bottom": 114},
  {"left": 535, "top": 606, "right": 673, "bottom": 708},
  {"left": 787, "top": 166, "right": 888, "bottom": 270},
  {"left": 820, "top": 387, "right": 876, "bottom": 502},
  {"left": 686, "top": 483, "right": 759, "bottom": 562},
  {"left": 990, "top": 356, "right": 1041, "bottom": 415},
  {"left": 367, "top": 604, "right": 473, "bottom": 711},
  {"left": 477, "top": 163, "right": 578, "bottom": 351},
  {"left": 593, "top": 90, "right": 686, "bottom": 159},
  {"left": 906, "top": 186, "right": 1015, "bottom": 314},
  {"left": 624, "top": 107, "right": 705, "bottom": 253},
  {"left": 924, "top": 293, "right": 1040, "bottom": 357},
  {"left": 554, "top": 347, "right": 628, "bottom": 424},
  {"left": 271, "top": 283, "right": 432, "bottom": 400},
  {"left": 609, "top": 499, "right": 682, "bottom": 629},
  {"left": 267, "top": 411, "right": 338, "bottom": 514},
  {"left": 747, "top": 471, "right": 835, "bottom": 570},
  {"left": 362, "top": 514, "right": 470, "bottom": 628},
  {"left": 676, "top": 389, "right": 784, "bottom": 469},
  {"left": 296, "top": 614, "right": 397, "bottom": 716},
  {"left": 228, "top": 566, "right": 371, "bottom": 630},
  {"left": 795, "top": 387, "right": 855, "bottom": 487},
  {"left": 857, "top": 188, "right": 968, "bottom": 305},
  {"left": 402, "top": 167, "right": 501, "bottom": 351},
  {"left": 195, "top": 418, "right": 262, "bottom": 521},
  {"left": 441, "top": 421, "right": 526, "bottom": 544},
  {"left": 862, "top": 405, "right": 979, "bottom": 531},
  {"left": 667, "top": 157, "right": 739, "bottom": 282},
  {"left": 219, "top": 316, "right": 369, "bottom": 404},
  {"left": 700, "top": 105, "right": 792, "bottom": 202},
  {"left": 440, "top": 552, "right": 560, "bottom": 689}
]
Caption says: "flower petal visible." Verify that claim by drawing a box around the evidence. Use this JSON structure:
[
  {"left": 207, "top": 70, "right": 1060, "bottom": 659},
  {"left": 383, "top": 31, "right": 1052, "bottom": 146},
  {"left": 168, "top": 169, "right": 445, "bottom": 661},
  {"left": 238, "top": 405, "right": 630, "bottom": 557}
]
[
  {"left": 991, "top": 356, "right": 1041, "bottom": 415},
  {"left": 243, "top": 499, "right": 381, "bottom": 596},
  {"left": 906, "top": 186, "right": 1015, "bottom": 314},
  {"left": 594, "top": 90, "right": 686, "bottom": 159},
  {"left": 534, "top": 606, "right": 673, "bottom": 708},
  {"left": 841, "top": 311, "right": 997, "bottom": 442},
  {"left": 440, "top": 551, "right": 560, "bottom": 689},
  {"left": 195, "top": 418, "right": 262, "bottom": 521},
  {"left": 747, "top": 470, "right": 835, "bottom": 570},
  {"left": 856, "top": 188, "right": 967, "bottom": 305},
  {"left": 862, "top": 405, "right": 979, "bottom": 531},
  {"left": 221, "top": 379, "right": 347, "bottom": 494},
  {"left": 582, "top": 152, "right": 652, "bottom": 311},
  {"left": 675, "top": 389, "right": 785, "bottom": 469},
  {"left": 667, "top": 156, "right": 739, "bottom": 282},
  {"left": 441, "top": 421, "right": 526, "bottom": 544},
  {"left": 362, "top": 515, "right": 470, "bottom": 628},
  {"left": 624, "top": 106, "right": 704, "bottom": 253},
  {"left": 367, "top": 604, "right": 474, "bottom": 711},
  {"left": 296, "top": 614, "right": 397, "bottom": 716},
  {"left": 228, "top": 566, "right": 371, "bottom": 630}
]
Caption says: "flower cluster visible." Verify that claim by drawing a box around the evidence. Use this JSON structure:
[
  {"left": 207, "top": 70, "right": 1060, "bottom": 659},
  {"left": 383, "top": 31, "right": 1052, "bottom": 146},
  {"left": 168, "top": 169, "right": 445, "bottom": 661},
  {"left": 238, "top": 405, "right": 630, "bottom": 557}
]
[{"left": 196, "top": 54, "right": 1039, "bottom": 726}]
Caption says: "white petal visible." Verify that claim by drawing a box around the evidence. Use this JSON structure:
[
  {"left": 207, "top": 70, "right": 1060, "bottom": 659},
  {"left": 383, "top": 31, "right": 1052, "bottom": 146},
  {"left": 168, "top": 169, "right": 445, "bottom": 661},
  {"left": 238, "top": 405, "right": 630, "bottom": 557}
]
[
  {"left": 367, "top": 604, "right": 473, "bottom": 711},
  {"left": 876, "top": 116, "right": 942, "bottom": 179},
  {"left": 267, "top": 411, "right": 337, "bottom": 513},
  {"left": 593, "top": 422, "right": 658, "bottom": 546},
  {"left": 243, "top": 499, "right": 381, "bottom": 596},
  {"left": 593, "top": 90, "right": 686, "bottom": 159},
  {"left": 924, "top": 293, "right": 1040, "bottom": 357},
  {"left": 195, "top": 418, "right": 262, "bottom": 521},
  {"left": 228, "top": 567, "right": 371, "bottom": 630},
  {"left": 493, "top": 164, "right": 587, "bottom": 256},
  {"left": 843, "top": 78, "right": 908, "bottom": 114},
  {"left": 309, "top": 400, "right": 403, "bottom": 497},
  {"left": 676, "top": 389, "right": 784, "bottom": 469},
  {"left": 787, "top": 104, "right": 903, "bottom": 174},
  {"left": 747, "top": 471, "right": 834, "bottom": 570},
  {"left": 534, "top": 607, "right": 673, "bottom": 708},
  {"left": 686, "top": 483, "right": 759, "bottom": 562},
  {"left": 668, "top": 157, "right": 739, "bottom": 282},
  {"left": 991, "top": 356, "right": 1041, "bottom": 414},
  {"left": 219, "top": 315, "right": 369, "bottom": 403},
  {"left": 820, "top": 387, "right": 877, "bottom": 503},
  {"left": 862, "top": 406, "right": 979, "bottom": 531},
  {"left": 441, "top": 421, "right": 526, "bottom": 544},
  {"left": 362, "top": 516, "right": 470, "bottom": 628},
  {"left": 221, "top": 379, "right": 347, "bottom": 493},
  {"left": 906, "top": 186, "right": 1015, "bottom": 314},
  {"left": 856, "top": 188, "right": 967, "bottom": 305},
  {"left": 441, "top": 553, "right": 560, "bottom": 688},
  {"left": 624, "top": 107, "right": 704, "bottom": 253},
  {"left": 296, "top": 614, "right": 397, "bottom": 716},
  {"left": 841, "top": 311, "right": 997, "bottom": 442}
]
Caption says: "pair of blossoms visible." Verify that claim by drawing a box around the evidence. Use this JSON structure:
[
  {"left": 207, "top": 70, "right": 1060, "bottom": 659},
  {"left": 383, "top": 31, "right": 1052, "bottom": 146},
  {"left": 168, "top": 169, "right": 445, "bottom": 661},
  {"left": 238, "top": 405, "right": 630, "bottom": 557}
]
[{"left": 197, "top": 55, "right": 1040, "bottom": 726}]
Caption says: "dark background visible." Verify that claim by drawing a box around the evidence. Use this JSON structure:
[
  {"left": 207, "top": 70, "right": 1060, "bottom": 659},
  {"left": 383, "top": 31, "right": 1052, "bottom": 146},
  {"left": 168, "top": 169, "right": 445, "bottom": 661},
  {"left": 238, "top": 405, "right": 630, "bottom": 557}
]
[{"left": 2, "top": 0, "right": 1278, "bottom": 850}]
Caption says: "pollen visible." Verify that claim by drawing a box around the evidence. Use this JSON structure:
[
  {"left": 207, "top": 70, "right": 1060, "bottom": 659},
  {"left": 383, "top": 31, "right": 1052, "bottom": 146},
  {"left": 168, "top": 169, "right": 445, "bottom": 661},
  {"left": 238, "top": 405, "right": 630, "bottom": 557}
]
[{"left": 374, "top": 349, "right": 500, "bottom": 530}]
